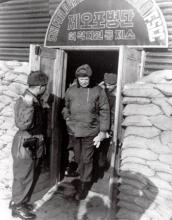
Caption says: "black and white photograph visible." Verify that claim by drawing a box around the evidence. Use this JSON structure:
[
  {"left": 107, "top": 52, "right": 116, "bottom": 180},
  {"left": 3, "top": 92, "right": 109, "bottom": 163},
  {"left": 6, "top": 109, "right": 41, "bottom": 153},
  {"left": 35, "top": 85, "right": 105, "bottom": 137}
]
[{"left": 0, "top": 0, "right": 172, "bottom": 220}]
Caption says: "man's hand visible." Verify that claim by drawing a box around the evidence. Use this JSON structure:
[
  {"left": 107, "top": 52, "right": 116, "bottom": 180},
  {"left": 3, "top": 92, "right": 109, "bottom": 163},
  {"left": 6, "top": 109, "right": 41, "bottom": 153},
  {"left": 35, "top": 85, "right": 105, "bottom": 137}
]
[{"left": 93, "top": 131, "right": 109, "bottom": 148}]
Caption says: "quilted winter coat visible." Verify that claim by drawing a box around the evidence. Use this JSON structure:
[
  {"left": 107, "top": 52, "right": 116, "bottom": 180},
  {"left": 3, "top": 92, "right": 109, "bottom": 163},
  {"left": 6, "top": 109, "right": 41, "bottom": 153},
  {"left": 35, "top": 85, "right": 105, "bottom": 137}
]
[{"left": 62, "top": 84, "right": 110, "bottom": 137}]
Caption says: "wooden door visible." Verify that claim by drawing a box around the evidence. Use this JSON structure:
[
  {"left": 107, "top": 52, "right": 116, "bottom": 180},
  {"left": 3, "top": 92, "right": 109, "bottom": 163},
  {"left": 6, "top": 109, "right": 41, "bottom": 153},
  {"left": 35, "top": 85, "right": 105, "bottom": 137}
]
[
  {"left": 29, "top": 44, "right": 67, "bottom": 187},
  {"left": 115, "top": 46, "right": 141, "bottom": 143},
  {"left": 109, "top": 46, "right": 141, "bottom": 207}
]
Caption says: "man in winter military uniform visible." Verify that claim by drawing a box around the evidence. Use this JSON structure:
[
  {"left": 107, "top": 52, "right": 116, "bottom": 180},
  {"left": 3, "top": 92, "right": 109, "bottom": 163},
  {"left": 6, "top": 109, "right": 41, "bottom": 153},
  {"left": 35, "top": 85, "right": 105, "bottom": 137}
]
[
  {"left": 98, "top": 73, "right": 117, "bottom": 168},
  {"left": 10, "top": 71, "right": 48, "bottom": 219},
  {"left": 62, "top": 64, "right": 110, "bottom": 200}
]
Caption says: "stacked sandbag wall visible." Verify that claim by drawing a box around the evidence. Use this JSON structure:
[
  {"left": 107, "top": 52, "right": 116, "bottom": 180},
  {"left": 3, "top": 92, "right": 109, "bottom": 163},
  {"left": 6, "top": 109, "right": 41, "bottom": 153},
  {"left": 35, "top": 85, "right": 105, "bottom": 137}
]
[
  {"left": 116, "top": 70, "right": 172, "bottom": 220},
  {"left": 0, "top": 60, "right": 29, "bottom": 199}
]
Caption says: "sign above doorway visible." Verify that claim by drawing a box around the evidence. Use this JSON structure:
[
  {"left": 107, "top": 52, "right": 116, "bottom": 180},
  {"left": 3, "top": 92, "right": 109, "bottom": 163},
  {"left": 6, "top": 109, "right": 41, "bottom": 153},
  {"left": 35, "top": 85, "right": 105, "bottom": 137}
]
[{"left": 44, "top": 0, "right": 168, "bottom": 48}]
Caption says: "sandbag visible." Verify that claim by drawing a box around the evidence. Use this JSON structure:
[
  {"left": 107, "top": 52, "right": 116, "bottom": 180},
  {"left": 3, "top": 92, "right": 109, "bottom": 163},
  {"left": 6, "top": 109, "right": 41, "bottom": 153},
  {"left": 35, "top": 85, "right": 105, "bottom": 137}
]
[
  {"left": 124, "top": 126, "right": 161, "bottom": 138},
  {"left": 122, "top": 115, "right": 152, "bottom": 127},
  {"left": 149, "top": 114, "right": 172, "bottom": 130},
  {"left": 120, "top": 176, "right": 146, "bottom": 189},
  {"left": 117, "top": 192, "right": 137, "bottom": 203},
  {"left": 121, "top": 162, "right": 155, "bottom": 177},
  {"left": 116, "top": 208, "right": 142, "bottom": 220},
  {"left": 134, "top": 196, "right": 152, "bottom": 209},
  {"left": 121, "top": 148, "right": 158, "bottom": 161},
  {"left": 117, "top": 193, "right": 151, "bottom": 211},
  {"left": 155, "top": 83, "right": 172, "bottom": 96},
  {"left": 147, "top": 136, "right": 172, "bottom": 154},
  {"left": 123, "top": 83, "right": 164, "bottom": 98},
  {"left": 122, "top": 135, "right": 149, "bottom": 149},
  {"left": 156, "top": 188, "right": 172, "bottom": 201},
  {"left": 121, "top": 156, "right": 146, "bottom": 166},
  {"left": 119, "top": 184, "right": 144, "bottom": 196},
  {"left": 160, "top": 130, "right": 172, "bottom": 145},
  {"left": 144, "top": 208, "right": 162, "bottom": 220},
  {"left": 148, "top": 176, "right": 172, "bottom": 191},
  {"left": 152, "top": 98, "right": 172, "bottom": 116},
  {"left": 146, "top": 161, "right": 172, "bottom": 175},
  {"left": 166, "top": 97, "right": 172, "bottom": 106},
  {"left": 123, "top": 104, "right": 162, "bottom": 116},
  {"left": 139, "top": 69, "right": 172, "bottom": 84},
  {"left": 159, "top": 154, "right": 172, "bottom": 165},
  {"left": 157, "top": 171, "right": 172, "bottom": 182},
  {"left": 118, "top": 200, "right": 144, "bottom": 213},
  {"left": 122, "top": 97, "right": 151, "bottom": 105},
  {"left": 120, "top": 171, "right": 148, "bottom": 185}
]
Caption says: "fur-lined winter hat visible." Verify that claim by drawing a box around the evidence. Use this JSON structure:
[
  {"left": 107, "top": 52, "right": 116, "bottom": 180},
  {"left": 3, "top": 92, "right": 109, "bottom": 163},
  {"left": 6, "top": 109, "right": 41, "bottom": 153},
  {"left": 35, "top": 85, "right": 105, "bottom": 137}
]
[
  {"left": 75, "top": 64, "right": 92, "bottom": 77},
  {"left": 104, "top": 73, "right": 117, "bottom": 85}
]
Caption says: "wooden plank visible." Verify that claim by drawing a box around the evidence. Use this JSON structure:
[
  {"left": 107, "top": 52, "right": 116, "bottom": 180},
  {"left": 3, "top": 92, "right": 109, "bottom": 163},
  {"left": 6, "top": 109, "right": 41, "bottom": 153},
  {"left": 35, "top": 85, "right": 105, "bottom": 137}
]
[
  {"left": 29, "top": 44, "right": 41, "bottom": 72},
  {"left": 146, "top": 52, "right": 172, "bottom": 57},
  {"left": 40, "top": 47, "right": 57, "bottom": 59},
  {"left": 144, "top": 64, "right": 172, "bottom": 69},
  {"left": 145, "top": 58, "right": 172, "bottom": 64}
]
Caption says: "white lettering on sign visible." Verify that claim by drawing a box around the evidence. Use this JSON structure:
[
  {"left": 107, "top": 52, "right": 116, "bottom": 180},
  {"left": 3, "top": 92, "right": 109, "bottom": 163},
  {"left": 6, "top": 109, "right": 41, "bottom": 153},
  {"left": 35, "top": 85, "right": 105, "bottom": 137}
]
[
  {"left": 47, "top": 26, "right": 59, "bottom": 42},
  {"left": 144, "top": 7, "right": 165, "bottom": 42},
  {"left": 47, "top": 0, "right": 85, "bottom": 42},
  {"left": 46, "top": 0, "right": 167, "bottom": 46},
  {"left": 67, "top": 9, "right": 135, "bottom": 41},
  {"left": 68, "top": 10, "right": 135, "bottom": 30},
  {"left": 68, "top": 29, "right": 135, "bottom": 41}
]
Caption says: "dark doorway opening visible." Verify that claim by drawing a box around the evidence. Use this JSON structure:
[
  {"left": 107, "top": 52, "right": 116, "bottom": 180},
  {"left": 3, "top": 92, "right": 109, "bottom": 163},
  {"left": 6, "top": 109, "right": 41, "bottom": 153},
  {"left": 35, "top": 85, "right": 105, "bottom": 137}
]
[
  {"left": 66, "top": 50, "right": 119, "bottom": 87},
  {"left": 60, "top": 50, "right": 119, "bottom": 194}
]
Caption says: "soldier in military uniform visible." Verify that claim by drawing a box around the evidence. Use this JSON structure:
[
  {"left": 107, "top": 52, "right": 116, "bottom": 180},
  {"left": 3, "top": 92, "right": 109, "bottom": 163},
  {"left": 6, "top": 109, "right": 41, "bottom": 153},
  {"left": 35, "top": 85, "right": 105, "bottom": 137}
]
[
  {"left": 98, "top": 73, "right": 117, "bottom": 168},
  {"left": 10, "top": 71, "right": 48, "bottom": 220}
]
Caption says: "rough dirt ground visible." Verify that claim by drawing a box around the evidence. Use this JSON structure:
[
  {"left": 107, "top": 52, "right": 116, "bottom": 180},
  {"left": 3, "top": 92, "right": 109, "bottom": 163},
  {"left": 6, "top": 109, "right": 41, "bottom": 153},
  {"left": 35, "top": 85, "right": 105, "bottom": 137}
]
[{"left": 0, "top": 174, "right": 114, "bottom": 220}]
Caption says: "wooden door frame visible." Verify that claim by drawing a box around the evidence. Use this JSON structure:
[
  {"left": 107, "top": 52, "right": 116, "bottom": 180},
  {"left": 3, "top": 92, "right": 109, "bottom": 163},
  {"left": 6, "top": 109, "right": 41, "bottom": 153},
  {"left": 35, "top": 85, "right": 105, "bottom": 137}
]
[
  {"left": 29, "top": 44, "right": 142, "bottom": 204},
  {"left": 29, "top": 45, "right": 68, "bottom": 186},
  {"left": 49, "top": 49, "right": 67, "bottom": 185}
]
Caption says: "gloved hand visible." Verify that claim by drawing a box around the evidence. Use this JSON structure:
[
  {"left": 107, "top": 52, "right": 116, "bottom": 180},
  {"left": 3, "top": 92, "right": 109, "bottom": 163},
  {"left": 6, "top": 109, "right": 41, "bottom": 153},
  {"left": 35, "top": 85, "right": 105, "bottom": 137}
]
[{"left": 93, "top": 131, "right": 110, "bottom": 148}]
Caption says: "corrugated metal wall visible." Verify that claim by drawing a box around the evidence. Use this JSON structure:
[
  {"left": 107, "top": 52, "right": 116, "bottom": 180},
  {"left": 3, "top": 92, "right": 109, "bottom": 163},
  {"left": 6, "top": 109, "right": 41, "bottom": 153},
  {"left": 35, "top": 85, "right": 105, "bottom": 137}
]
[
  {"left": 0, "top": 0, "right": 172, "bottom": 65},
  {"left": 48, "top": 0, "right": 172, "bottom": 75},
  {"left": 0, "top": 0, "right": 50, "bottom": 61},
  {"left": 144, "top": 1, "right": 172, "bottom": 75},
  {"left": 49, "top": 0, "right": 61, "bottom": 17}
]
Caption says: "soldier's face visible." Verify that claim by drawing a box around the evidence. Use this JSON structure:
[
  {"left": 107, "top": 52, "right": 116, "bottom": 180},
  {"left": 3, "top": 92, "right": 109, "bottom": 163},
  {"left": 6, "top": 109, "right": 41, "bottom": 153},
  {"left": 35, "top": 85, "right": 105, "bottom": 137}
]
[
  {"left": 78, "top": 76, "right": 90, "bottom": 88},
  {"left": 105, "top": 83, "right": 116, "bottom": 92},
  {"left": 38, "top": 85, "right": 47, "bottom": 95}
]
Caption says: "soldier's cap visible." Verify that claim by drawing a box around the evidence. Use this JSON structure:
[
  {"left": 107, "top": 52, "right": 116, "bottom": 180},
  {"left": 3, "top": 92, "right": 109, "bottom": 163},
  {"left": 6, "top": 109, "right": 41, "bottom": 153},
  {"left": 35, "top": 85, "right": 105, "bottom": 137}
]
[
  {"left": 27, "top": 71, "right": 48, "bottom": 86},
  {"left": 75, "top": 64, "right": 92, "bottom": 77},
  {"left": 104, "top": 73, "right": 117, "bottom": 85}
]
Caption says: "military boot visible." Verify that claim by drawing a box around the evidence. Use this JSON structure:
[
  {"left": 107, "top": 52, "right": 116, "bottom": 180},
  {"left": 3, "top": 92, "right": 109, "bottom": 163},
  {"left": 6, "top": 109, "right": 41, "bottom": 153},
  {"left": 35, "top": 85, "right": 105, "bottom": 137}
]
[
  {"left": 75, "top": 182, "right": 91, "bottom": 200},
  {"left": 12, "top": 205, "right": 36, "bottom": 220},
  {"left": 9, "top": 201, "right": 34, "bottom": 211}
]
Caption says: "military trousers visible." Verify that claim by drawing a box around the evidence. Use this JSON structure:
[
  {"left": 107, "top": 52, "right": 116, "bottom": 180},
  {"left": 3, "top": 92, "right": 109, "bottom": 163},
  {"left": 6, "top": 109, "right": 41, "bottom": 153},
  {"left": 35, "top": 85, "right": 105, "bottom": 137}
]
[
  {"left": 71, "top": 135, "right": 95, "bottom": 182},
  {"left": 11, "top": 156, "right": 41, "bottom": 205}
]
